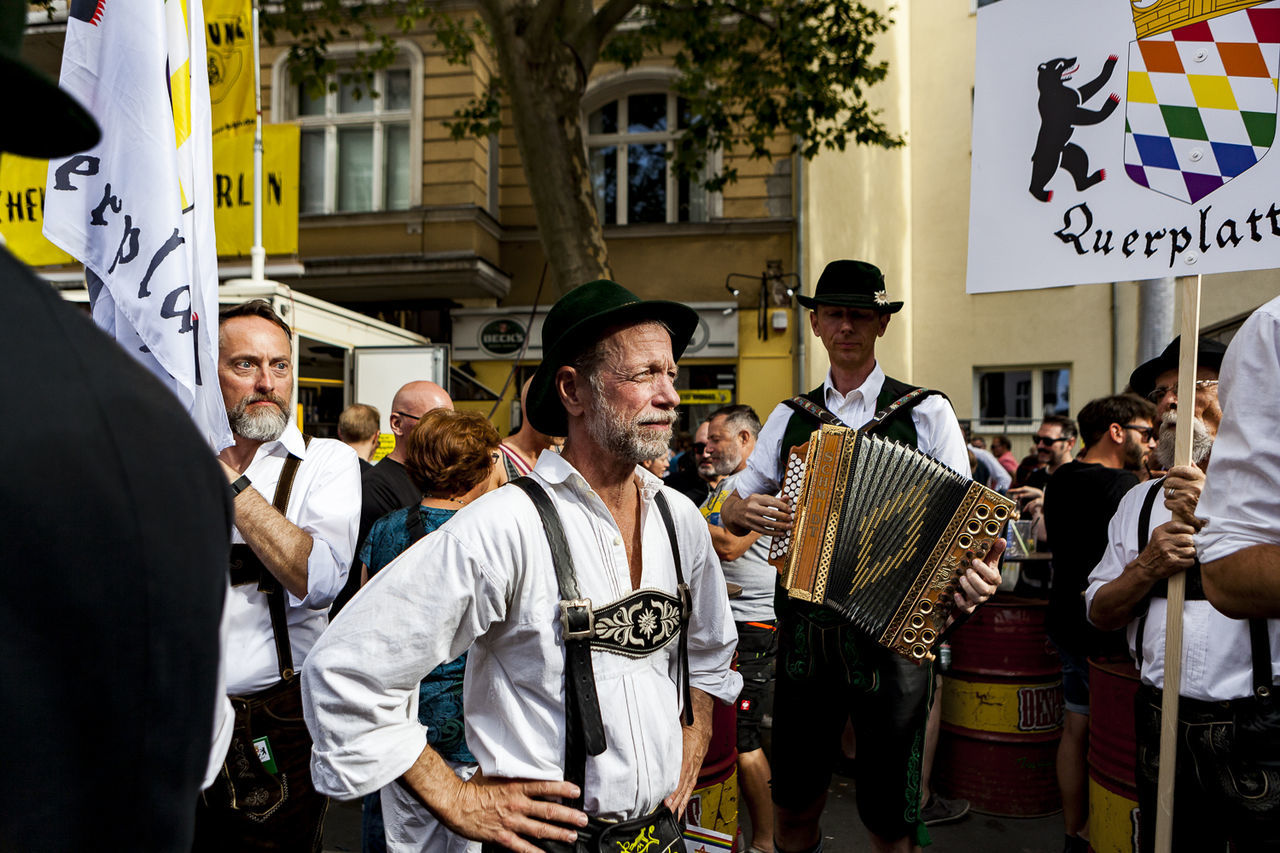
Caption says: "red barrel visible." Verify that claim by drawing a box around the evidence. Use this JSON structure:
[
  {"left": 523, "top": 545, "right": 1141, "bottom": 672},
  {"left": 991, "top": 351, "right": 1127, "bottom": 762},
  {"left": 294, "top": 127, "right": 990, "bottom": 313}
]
[
  {"left": 684, "top": 666, "right": 739, "bottom": 846},
  {"left": 1088, "top": 658, "right": 1141, "bottom": 853},
  {"left": 936, "top": 595, "right": 1064, "bottom": 817}
]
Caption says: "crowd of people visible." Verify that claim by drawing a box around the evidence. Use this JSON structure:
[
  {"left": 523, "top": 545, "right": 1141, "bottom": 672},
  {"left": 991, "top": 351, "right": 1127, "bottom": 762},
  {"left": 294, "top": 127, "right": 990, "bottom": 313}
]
[{"left": 6, "top": 18, "right": 1280, "bottom": 851}]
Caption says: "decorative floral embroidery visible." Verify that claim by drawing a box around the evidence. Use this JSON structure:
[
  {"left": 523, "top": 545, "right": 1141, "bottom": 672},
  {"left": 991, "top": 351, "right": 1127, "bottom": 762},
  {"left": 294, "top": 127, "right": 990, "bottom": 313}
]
[{"left": 590, "top": 592, "right": 682, "bottom": 658}]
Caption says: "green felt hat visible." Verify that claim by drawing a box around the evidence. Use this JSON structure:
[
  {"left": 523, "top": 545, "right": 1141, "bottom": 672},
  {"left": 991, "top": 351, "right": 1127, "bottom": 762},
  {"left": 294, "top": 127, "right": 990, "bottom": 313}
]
[
  {"left": 796, "top": 260, "right": 903, "bottom": 314},
  {"left": 525, "top": 280, "right": 699, "bottom": 437},
  {"left": 0, "top": 0, "right": 100, "bottom": 158}
]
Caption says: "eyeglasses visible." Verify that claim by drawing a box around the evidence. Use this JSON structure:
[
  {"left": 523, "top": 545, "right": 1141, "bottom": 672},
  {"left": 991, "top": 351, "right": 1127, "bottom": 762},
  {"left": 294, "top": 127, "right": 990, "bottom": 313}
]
[
  {"left": 393, "top": 411, "right": 421, "bottom": 422},
  {"left": 692, "top": 442, "right": 708, "bottom": 454},
  {"left": 1145, "top": 379, "right": 1219, "bottom": 404},
  {"left": 1034, "top": 435, "right": 1070, "bottom": 446},
  {"left": 1122, "top": 424, "right": 1156, "bottom": 441}
]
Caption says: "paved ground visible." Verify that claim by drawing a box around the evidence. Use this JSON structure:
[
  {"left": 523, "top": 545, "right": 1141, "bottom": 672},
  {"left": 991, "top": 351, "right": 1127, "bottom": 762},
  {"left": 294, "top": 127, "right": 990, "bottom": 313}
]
[{"left": 322, "top": 777, "right": 1066, "bottom": 852}]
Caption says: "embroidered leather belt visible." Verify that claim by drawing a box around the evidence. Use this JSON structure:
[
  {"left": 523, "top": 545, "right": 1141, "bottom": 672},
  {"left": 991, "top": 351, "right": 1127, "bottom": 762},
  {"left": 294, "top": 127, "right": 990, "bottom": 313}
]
[{"left": 561, "top": 588, "right": 689, "bottom": 659}]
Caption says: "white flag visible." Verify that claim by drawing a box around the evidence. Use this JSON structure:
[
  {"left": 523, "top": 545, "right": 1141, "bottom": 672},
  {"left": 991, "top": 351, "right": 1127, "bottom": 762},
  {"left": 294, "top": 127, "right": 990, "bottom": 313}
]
[{"left": 44, "top": 0, "right": 232, "bottom": 451}]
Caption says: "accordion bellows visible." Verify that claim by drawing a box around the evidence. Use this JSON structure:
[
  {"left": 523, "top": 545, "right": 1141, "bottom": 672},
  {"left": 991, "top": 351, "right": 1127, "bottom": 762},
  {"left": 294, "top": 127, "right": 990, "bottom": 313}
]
[{"left": 769, "top": 425, "right": 1017, "bottom": 663}]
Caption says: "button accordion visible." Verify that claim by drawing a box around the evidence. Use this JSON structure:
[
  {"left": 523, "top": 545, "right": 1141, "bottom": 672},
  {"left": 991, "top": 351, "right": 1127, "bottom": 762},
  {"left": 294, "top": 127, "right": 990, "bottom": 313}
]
[{"left": 768, "top": 425, "right": 1017, "bottom": 663}]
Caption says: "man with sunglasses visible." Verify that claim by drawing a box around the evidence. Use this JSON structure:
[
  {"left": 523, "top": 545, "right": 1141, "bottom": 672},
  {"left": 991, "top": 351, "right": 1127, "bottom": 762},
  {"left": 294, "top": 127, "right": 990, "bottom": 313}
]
[{"left": 1040, "top": 394, "right": 1156, "bottom": 853}]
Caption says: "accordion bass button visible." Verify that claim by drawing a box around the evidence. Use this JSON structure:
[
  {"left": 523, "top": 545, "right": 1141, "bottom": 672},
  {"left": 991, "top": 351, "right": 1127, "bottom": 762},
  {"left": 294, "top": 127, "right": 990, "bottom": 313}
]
[
  {"left": 911, "top": 644, "right": 928, "bottom": 659},
  {"left": 921, "top": 629, "right": 937, "bottom": 645},
  {"left": 918, "top": 599, "right": 934, "bottom": 614},
  {"left": 903, "top": 629, "right": 917, "bottom": 643},
  {"left": 966, "top": 520, "right": 982, "bottom": 534},
  {"left": 958, "top": 534, "right": 972, "bottom": 549},
  {"left": 975, "top": 504, "right": 990, "bottom": 518},
  {"left": 910, "top": 614, "right": 925, "bottom": 629}
]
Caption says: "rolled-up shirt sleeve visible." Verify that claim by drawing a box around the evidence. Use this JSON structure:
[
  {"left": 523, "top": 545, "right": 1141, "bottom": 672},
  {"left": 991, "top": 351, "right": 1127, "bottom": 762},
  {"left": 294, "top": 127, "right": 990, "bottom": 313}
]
[
  {"left": 1197, "top": 301, "right": 1280, "bottom": 563},
  {"left": 735, "top": 403, "right": 791, "bottom": 499},
  {"left": 670, "top": 490, "right": 743, "bottom": 706},
  {"left": 302, "top": 529, "right": 506, "bottom": 799},
  {"left": 291, "top": 443, "right": 362, "bottom": 610}
]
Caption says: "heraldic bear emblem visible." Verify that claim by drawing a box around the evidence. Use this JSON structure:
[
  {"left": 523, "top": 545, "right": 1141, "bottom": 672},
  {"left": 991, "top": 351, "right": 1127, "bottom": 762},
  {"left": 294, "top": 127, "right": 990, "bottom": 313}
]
[{"left": 1030, "top": 54, "right": 1121, "bottom": 202}]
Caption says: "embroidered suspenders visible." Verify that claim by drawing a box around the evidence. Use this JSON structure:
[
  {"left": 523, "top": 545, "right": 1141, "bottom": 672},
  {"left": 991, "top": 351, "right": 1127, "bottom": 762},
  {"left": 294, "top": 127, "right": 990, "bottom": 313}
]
[{"left": 509, "top": 477, "right": 692, "bottom": 809}]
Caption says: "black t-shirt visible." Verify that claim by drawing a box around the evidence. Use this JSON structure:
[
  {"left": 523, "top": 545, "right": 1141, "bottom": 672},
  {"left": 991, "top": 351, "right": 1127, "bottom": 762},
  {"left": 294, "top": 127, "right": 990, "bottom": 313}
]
[
  {"left": 331, "top": 456, "right": 422, "bottom": 616},
  {"left": 1042, "top": 460, "right": 1140, "bottom": 656}
]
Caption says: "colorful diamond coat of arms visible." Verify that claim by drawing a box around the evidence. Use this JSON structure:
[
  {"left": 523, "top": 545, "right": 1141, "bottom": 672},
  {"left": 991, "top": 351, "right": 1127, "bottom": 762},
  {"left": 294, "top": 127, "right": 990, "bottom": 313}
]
[{"left": 1125, "top": 0, "right": 1280, "bottom": 203}]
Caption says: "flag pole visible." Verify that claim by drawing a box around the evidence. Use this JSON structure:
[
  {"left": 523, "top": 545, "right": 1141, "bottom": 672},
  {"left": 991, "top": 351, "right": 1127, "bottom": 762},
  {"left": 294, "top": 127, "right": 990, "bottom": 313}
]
[
  {"left": 1153, "top": 273, "right": 1201, "bottom": 852},
  {"left": 250, "top": 1, "right": 265, "bottom": 284}
]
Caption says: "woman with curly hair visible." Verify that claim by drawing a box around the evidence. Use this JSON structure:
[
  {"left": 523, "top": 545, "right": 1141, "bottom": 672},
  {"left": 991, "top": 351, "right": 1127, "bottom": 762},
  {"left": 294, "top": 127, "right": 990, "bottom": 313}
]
[{"left": 355, "top": 409, "right": 503, "bottom": 853}]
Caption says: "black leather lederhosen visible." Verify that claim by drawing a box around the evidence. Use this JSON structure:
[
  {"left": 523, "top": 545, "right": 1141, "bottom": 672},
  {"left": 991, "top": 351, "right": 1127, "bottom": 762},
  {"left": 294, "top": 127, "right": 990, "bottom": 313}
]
[{"left": 480, "top": 478, "right": 691, "bottom": 853}]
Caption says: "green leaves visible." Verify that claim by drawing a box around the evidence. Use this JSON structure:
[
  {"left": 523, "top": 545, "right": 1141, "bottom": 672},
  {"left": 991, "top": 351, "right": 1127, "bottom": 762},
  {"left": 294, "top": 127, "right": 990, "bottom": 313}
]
[{"left": 602, "top": 0, "right": 903, "bottom": 189}]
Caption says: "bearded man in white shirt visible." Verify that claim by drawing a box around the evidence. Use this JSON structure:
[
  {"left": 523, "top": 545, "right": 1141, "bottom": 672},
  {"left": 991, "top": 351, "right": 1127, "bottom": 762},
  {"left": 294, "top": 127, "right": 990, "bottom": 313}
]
[
  {"left": 195, "top": 300, "right": 362, "bottom": 852},
  {"left": 1085, "top": 335, "right": 1280, "bottom": 852},
  {"left": 302, "top": 280, "right": 741, "bottom": 853}
]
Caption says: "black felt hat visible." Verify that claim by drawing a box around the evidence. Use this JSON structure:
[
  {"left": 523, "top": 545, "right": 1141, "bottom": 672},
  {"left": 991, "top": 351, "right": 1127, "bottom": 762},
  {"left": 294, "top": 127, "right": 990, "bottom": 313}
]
[
  {"left": 1128, "top": 335, "right": 1228, "bottom": 397},
  {"left": 795, "top": 260, "right": 903, "bottom": 314},
  {"left": 0, "top": 0, "right": 100, "bottom": 158},
  {"left": 525, "top": 280, "right": 699, "bottom": 437}
]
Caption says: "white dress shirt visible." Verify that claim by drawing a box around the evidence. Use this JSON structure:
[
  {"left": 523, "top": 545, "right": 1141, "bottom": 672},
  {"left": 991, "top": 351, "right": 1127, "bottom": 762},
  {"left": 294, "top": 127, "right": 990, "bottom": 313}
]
[
  {"left": 1198, "top": 294, "right": 1280, "bottom": 564},
  {"left": 735, "top": 362, "right": 970, "bottom": 498},
  {"left": 1086, "top": 479, "right": 1280, "bottom": 701},
  {"left": 225, "top": 424, "right": 361, "bottom": 695},
  {"left": 302, "top": 451, "right": 742, "bottom": 822}
]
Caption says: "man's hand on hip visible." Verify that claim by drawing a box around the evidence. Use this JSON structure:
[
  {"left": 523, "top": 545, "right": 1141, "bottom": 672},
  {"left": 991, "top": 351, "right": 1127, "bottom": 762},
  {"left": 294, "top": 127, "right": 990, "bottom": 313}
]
[{"left": 406, "top": 750, "right": 586, "bottom": 853}]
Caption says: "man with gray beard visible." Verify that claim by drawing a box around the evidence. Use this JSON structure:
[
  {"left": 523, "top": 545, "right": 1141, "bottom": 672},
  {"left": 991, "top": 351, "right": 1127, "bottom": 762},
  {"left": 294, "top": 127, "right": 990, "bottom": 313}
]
[
  {"left": 1084, "top": 336, "right": 1280, "bottom": 852},
  {"left": 195, "top": 300, "right": 361, "bottom": 852},
  {"left": 302, "top": 280, "right": 740, "bottom": 852},
  {"left": 699, "top": 404, "right": 777, "bottom": 853}
]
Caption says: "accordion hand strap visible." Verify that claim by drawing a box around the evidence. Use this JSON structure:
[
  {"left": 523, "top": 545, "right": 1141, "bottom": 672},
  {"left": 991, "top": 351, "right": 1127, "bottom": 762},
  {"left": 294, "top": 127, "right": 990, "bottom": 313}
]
[{"left": 782, "top": 386, "right": 937, "bottom": 435}]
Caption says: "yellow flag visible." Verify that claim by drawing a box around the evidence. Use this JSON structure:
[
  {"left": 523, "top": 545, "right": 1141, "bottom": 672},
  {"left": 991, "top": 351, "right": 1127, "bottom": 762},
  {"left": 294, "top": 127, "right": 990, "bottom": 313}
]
[
  {"left": 212, "top": 123, "right": 300, "bottom": 256},
  {"left": 204, "top": 0, "right": 255, "bottom": 139},
  {"left": 0, "top": 154, "right": 74, "bottom": 267}
]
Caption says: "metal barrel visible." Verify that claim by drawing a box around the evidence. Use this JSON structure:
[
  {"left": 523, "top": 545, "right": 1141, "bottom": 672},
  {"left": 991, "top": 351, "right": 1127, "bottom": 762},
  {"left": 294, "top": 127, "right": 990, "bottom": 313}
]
[
  {"left": 936, "top": 595, "right": 1065, "bottom": 817},
  {"left": 1087, "top": 658, "right": 1142, "bottom": 853},
  {"left": 685, "top": 695, "right": 739, "bottom": 845}
]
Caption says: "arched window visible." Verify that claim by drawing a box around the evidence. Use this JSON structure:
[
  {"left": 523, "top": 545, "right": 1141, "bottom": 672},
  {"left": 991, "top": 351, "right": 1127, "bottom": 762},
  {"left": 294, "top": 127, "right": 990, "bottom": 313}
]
[
  {"left": 585, "top": 89, "right": 710, "bottom": 225},
  {"left": 276, "top": 46, "right": 423, "bottom": 215}
]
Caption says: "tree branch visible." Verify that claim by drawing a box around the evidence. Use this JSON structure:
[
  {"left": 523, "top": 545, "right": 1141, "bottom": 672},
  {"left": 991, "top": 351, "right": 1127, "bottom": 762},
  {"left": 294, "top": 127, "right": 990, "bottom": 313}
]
[
  {"left": 593, "top": 0, "right": 643, "bottom": 41},
  {"left": 529, "top": 0, "right": 570, "bottom": 48}
]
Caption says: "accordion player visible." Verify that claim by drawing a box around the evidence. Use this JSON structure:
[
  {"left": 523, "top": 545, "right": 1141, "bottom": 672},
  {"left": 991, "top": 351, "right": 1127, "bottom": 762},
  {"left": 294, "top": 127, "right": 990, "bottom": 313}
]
[{"left": 769, "top": 424, "right": 1017, "bottom": 663}]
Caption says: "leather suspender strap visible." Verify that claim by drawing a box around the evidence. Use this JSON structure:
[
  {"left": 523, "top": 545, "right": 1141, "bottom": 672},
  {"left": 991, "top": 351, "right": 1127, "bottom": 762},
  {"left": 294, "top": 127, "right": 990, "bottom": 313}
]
[
  {"left": 509, "top": 477, "right": 604, "bottom": 811},
  {"left": 781, "top": 386, "right": 938, "bottom": 435},
  {"left": 653, "top": 491, "right": 694, "bottom": 727},
  {"left": 1134, "top": 478, "right": 1164, "bottom": 668},
  {"left": 404, "top": 503, "right": 429, "bottom": 545},
  {"left": 1250, "top": 618, "right": 1273, "bottom": 697},
  {"left": 228, "top": 435, "right": 311, "bottom": 681}
]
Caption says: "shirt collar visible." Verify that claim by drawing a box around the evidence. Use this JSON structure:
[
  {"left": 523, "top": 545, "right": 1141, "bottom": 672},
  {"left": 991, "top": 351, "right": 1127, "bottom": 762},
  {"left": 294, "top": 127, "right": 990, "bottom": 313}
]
[
  {"left": 249, "top": 422, "right": 308, "bottom": 464},
  {"left": 823, "top": 360, "right": 886, "bottom": 407},
  {"left": 532, "top": 449, "right": 662, "bottom": 503}
]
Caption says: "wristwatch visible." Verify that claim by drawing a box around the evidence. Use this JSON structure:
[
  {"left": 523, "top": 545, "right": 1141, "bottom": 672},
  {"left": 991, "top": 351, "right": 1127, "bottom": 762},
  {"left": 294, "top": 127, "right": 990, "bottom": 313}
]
[{"left": 230, "top": 474, "right": 252, "bottom": 497}]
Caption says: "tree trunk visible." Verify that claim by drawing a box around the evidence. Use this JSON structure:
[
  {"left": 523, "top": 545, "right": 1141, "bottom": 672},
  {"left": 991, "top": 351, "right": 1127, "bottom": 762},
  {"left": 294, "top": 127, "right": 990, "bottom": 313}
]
[{"left": 480, "top": 1, "right": 612, "bottom": 294}]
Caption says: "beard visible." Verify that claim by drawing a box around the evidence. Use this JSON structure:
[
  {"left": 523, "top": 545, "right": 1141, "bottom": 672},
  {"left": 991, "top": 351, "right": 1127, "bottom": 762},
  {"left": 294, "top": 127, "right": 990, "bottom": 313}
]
[
  {"left": 710, "top": 447, "right": 742, "bottom": 477},
  {"left": 585, "top": 395, "right": 677, "bottom": 466},
  {"left": 1152, "top": 412, "right": 1213, "bottom": 470},
  {"left": 228, "top": 392, "right": 290, "bottom": 442},
  {"left": 1122, "top": 433, "right": 1148, "bottom": 472}
]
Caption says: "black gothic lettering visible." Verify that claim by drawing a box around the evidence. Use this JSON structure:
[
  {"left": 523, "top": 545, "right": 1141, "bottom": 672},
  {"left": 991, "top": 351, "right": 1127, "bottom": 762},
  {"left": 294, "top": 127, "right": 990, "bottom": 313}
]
[
  {"left": 1053, "top": 203, "right": 1093, "bottom": 255},
  {"left": 1168, "top": 227, "right": 1192, "bottom": 267},
  {"left": 90, "top": 183, "right": 122, "bottom": 226},
  {"left": 1216, "top": 219, "right": 1242, "bottom": 248},
  {"left": 1144, "top": 229, "right": 1166, "bottom": 258},
  {"left": 137, "top": 228, "right": 185, "bottom": 298},
  {"left": 52, "top": 155, "right": 98, "bottom": 191},
  {"left": 107, "top": 214, "right": 140, "bottom": 274}
]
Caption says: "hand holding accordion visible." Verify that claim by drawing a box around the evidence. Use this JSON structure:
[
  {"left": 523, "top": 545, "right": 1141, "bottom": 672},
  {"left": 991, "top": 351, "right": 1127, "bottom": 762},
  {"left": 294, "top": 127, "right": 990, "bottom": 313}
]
[{"left": 768, "top": 425, "right": 1017, "bottom": 664}]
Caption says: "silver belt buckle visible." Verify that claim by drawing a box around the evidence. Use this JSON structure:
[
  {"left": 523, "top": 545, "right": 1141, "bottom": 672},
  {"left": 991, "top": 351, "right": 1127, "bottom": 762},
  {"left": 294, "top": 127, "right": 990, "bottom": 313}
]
[{"left": 559, "top": 598, "right": 595, "bottom": 640}]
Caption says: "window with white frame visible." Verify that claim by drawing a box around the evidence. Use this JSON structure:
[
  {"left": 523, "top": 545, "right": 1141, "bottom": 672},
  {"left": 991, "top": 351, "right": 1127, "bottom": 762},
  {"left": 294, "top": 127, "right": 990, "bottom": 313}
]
[
  {"left": 585, "top": 91, "right": 709, "bottom": 225},
  {"left": 288, "top": 55, "right": 420, "bottom": 215},
  {"left": 975, "top": 366, "right": 1071, "bottom": 427}
]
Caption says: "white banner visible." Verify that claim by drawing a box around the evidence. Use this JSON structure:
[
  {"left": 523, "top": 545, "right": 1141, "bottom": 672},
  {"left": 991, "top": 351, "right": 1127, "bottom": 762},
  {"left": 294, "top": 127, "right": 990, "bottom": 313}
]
[
  {"left": 968, "top": 0, "right": 1280, "bottom": 293},
  {"left": 44, "top": 0, "right": 232, "bottom": 450}
]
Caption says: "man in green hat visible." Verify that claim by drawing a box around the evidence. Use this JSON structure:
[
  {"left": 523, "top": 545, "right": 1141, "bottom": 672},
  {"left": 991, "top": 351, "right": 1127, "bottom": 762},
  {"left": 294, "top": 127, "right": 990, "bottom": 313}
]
[
  {"left": 722, "top": 259, "right": 1000, "bottom": 853},
  {"left": 0, "top": 2, "right": 232, "bottom": 850},
  {"left": 303, "top": 280, "right": 741, "bottom": 851}
]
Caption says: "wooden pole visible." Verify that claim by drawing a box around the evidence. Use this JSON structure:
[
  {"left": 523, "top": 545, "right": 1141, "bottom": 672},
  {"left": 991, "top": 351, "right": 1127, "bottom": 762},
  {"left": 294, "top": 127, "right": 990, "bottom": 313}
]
[{"left": 1152, "top": 274, "right": 1201, "bottom": 852}]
